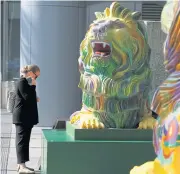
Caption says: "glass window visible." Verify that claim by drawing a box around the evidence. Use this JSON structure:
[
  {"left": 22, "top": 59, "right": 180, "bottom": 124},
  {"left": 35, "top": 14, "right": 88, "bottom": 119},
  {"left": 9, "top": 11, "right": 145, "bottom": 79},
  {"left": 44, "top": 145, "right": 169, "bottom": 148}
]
[
  {"left": 8, "top": 18, "right": 20, "bottom": 80},
  {"left": 1, "top": 1, "right": 20, "bottom": 81}
]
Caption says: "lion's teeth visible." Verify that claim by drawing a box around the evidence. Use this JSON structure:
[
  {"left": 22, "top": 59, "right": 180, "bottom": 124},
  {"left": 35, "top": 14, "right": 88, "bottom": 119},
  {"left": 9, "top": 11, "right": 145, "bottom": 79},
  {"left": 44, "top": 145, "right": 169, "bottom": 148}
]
[
  {"left": 103, "top": 43, "right": 106, "bottom": 48},
  {"left": 92, "top": 42, "right": 95, "bottom": 48}
]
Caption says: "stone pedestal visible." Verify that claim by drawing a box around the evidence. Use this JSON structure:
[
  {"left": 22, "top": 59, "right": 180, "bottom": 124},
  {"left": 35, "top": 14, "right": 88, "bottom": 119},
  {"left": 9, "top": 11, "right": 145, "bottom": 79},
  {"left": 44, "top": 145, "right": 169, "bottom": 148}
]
[{"left": 41, "top": 124, "right": 155, "bottom": 174}]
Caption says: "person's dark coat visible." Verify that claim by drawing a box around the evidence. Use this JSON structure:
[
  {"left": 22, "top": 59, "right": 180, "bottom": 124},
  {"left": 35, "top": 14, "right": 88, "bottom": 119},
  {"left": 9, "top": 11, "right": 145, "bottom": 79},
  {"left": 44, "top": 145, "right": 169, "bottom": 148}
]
[{"left": 13, "top": 78, "right": 39, "bottom": 126}]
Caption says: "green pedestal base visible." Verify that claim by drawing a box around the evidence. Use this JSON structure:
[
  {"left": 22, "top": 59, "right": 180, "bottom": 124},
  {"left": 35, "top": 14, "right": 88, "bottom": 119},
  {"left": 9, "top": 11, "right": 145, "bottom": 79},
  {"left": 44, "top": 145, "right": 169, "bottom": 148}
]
[
  {"left": 66, "top": 121, "right": 153, "bottom": 141},
  {"left": 41, "top": 128, "right": 155, "bottom": 174}
]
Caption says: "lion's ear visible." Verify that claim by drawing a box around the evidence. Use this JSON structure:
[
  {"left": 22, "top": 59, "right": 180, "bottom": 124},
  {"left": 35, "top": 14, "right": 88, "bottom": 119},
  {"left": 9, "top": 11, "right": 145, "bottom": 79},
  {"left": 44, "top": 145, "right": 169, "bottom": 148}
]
[{"left": 132, "top": 12, "right": 141, "bottom": 20}]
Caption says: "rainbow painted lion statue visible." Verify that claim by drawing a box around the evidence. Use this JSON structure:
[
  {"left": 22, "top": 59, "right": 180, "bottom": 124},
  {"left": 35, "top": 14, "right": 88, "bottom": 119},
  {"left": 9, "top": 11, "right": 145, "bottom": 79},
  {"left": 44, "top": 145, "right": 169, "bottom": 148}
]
[
  {"left": 70, "top": 2, "right": 156, "bottom": 129},
  {"left": 130, "top": 0, "right": 180, "bottom": 173}
]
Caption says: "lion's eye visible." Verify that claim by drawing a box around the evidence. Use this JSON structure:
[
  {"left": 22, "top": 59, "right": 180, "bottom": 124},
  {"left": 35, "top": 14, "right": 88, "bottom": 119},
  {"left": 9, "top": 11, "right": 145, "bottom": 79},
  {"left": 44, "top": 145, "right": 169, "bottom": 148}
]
[
  {"left": 99, "top": 28, "right": 104, "bottom": 33},
  {"left": 99, "top": 29, "right": 102, "bottom": 33}
]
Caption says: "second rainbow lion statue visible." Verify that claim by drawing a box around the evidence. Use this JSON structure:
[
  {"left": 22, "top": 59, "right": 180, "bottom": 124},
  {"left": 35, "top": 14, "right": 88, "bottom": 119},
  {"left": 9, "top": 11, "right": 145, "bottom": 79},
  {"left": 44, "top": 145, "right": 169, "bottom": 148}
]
[{"left": 130, "top": 0, "right": 180, "bottom": 173}]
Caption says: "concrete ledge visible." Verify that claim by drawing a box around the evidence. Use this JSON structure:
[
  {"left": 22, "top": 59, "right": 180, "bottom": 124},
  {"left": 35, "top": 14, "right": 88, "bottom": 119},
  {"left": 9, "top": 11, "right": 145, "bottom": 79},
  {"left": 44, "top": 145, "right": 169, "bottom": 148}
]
[{"left": 66, "top": 121, "right": 153, "bottom": 141}]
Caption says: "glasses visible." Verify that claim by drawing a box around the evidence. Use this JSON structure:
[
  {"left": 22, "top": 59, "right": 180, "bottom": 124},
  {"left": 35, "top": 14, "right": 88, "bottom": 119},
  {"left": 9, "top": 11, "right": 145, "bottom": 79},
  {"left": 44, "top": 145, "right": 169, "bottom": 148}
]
[{"left": 32, "top": 72, "right": 38, "bottom": 79}]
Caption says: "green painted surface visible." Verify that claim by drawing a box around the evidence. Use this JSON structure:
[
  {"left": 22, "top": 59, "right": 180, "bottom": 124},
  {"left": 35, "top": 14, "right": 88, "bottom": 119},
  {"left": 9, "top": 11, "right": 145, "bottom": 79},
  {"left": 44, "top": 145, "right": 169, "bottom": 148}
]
[
  {"left": 66, "top": 121, "right": 153, "bottom": 141},
  {"left": 41, "top": 134, "right": 47, "bottom": 174},
  {"left": 43, "top": 129, "right": 73, "bottom": 142},
  {"left": 41, "top": 129, "right": 155, "bottom": 174}
]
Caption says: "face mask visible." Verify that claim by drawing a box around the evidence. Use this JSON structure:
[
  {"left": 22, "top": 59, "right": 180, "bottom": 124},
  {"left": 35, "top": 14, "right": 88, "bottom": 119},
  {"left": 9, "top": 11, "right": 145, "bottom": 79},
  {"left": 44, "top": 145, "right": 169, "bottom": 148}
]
[{"left": 26, "top": 77, "right": 32, "bottom": 85}]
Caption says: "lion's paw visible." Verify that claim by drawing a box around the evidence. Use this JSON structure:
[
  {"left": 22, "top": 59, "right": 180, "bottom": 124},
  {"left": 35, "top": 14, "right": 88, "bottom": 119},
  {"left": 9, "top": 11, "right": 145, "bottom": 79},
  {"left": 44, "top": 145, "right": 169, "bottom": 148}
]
[
  {"left": 138, "top": 116, "right": 156, "bottom": 129},
  {"left": 80, "top": 118, "right": 104, "bottom": 129},
  {"left": 70, "top": 112, "right": 104, "bottom": 129},
  {"left": 130, "top": 162, "right": 154, "bottom": 174}
]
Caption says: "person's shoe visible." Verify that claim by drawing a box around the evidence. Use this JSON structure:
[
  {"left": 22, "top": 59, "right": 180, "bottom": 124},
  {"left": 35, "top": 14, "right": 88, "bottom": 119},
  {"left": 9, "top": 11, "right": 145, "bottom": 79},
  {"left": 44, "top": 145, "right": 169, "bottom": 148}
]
[
  {"left": 26, "top": 166, "right": 35, "bottom": 171},
  {"left": 17, "top": 165, "right": 20, "bottom": 172},
  {"left": 18, "top": 167, "right": 35, "bottom": 174},
  {"left": 17, "top": 164, "right": 34, "bottom": 172}
]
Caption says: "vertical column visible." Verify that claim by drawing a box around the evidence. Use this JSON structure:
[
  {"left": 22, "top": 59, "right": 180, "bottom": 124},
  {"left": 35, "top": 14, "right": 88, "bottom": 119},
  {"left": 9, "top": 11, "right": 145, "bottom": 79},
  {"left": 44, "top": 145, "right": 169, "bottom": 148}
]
[
  {"left": 2, "top": 1, "right": 9, "bottom": 81},
  {"left": 20, "top": 1, "right": 86, "bottom": 126}
]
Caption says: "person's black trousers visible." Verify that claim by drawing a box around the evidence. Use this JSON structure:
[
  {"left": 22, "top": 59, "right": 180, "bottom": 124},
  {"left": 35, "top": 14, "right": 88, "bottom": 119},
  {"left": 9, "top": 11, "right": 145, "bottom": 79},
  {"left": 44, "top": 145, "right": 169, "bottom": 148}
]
[{"left": 15, "top": 124, "right": 33, "bottom": 164}]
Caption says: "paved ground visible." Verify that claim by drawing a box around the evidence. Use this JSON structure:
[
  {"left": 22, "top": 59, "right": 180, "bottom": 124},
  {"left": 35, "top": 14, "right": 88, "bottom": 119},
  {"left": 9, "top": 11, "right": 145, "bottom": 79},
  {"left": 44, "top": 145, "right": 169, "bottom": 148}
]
[{"left": 1, "top": 109, "right": 48, "bottom": 174}]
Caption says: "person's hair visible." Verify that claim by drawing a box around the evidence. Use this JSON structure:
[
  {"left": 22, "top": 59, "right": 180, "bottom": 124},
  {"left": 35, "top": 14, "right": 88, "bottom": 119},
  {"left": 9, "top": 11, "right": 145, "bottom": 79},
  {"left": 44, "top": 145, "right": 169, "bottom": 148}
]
[{"left": 20, "top": 64, "right": 40, "bottom": 77}]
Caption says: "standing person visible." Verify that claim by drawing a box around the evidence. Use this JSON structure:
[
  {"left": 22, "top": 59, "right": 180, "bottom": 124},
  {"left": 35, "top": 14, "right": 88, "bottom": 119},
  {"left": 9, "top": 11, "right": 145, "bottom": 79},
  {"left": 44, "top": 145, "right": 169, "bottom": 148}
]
[{"left": 13, "top": 65, "right": 40, "bottom": 173}]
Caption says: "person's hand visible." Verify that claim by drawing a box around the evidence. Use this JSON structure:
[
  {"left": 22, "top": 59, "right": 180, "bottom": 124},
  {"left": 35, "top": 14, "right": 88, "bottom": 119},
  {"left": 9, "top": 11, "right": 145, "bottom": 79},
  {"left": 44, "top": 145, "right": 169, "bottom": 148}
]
[
  {"left": 31, "top": 78, "right": 36, "bottom": 86},
  {"left": 37, "top": 97, "right": 40, "bottom": 102}
]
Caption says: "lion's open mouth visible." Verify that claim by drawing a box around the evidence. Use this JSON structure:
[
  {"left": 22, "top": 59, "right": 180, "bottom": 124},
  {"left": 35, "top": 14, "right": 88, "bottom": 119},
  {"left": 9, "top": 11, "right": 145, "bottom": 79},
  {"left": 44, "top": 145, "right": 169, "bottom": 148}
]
[{"left": 91, "top": 41, "right": 111, "bottom": 57}]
